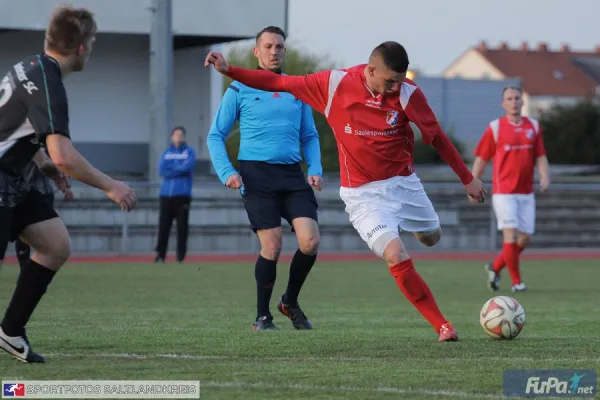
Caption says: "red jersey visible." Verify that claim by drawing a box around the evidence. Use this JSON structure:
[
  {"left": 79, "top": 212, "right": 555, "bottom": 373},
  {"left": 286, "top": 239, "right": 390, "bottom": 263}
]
[
  {"left": 224, "top": 65, "right": 473, "bottom": 188},
  {"left": 474, "top": 116, "right": 546, "bottom": 194}
]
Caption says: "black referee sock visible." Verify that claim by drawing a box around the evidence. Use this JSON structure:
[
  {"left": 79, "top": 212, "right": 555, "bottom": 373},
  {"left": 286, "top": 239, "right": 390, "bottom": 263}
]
[
  {"left": 255, "top": 255, "right": 277, "bottom": 319},
  {"left": 284, "top": 249, "right": 317, "bottom": 305},
  {"left": 1, "top": 260, "right": 56, "bottom": 337}
]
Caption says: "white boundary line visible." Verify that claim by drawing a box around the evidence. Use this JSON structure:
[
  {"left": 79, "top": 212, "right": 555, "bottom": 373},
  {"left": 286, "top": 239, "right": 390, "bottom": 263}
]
[{"left": 47, "top": 353, "right": 600, "bottom": 364}]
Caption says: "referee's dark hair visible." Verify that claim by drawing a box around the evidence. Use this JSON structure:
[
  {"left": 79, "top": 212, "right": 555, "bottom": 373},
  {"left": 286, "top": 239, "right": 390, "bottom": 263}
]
[
  {"left": 45, "top": 5, "right": 97, "bottom": 56},
  {"left": 256, "top": 26, "right": 286, "bottom": 42},
  {"left": 370, "top": 41, "right": 410, "bottom": 73}
]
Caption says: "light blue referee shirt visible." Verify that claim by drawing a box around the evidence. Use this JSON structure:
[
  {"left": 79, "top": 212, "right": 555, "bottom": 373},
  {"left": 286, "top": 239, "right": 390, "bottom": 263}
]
[{"left": 206, "top": 75, "right": 322, "bottom": 185}]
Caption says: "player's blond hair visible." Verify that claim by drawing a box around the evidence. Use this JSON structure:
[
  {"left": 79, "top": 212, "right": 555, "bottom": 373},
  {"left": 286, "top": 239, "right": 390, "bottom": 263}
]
[{"left": 45, "top": 5, "right": 97, "bottom": 56}]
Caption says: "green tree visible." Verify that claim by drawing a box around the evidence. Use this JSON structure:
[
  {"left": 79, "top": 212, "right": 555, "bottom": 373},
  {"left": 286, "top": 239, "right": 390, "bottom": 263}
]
[
  {"left": 222, "top": 45, "right": 339, "bottom": 172},
  {"left": 539, "top": 100, "right": 600, "bottom": 165}
]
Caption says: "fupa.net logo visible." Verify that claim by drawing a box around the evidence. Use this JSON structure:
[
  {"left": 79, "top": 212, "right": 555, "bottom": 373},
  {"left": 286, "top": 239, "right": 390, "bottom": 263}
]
[{"left": 525, "top": 373, "right": 594, "bottom": 396}]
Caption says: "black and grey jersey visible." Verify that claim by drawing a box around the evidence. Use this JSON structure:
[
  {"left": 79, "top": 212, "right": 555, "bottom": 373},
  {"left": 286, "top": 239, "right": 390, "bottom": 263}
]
[{"left": 0, "top": 53, "right": 70, "bottom": 177}]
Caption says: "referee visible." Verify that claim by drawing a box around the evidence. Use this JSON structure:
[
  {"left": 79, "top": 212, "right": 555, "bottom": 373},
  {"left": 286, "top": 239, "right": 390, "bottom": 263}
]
[{"left": 207, "top": 26, "right": 323, "bottom": 331}]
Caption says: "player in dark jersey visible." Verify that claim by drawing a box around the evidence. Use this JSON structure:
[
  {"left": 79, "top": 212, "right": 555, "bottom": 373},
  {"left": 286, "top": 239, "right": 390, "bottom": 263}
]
[
  {"left": 0, "top": 5, "right": 137, "bottom": 363},
  {"left": 13, "top": 158, "right": 74, "bottom": 270}
]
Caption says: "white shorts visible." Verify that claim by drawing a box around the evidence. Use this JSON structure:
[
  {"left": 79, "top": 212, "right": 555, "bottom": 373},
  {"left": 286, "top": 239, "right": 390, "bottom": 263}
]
[
  {"left": 339, "top": 174, "right": 440, "bottom": 258},
  {"left": 492, "top": 194, "right": 536, "bottom": 234}
]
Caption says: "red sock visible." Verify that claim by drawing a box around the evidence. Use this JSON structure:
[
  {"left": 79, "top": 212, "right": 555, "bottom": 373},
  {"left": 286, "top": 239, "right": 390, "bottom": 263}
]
[
  {"left": 389, "top": 259, "right": 448, "bottom": 332},
  {"left": 502, "top": 243, "right": 522, "bottom": 285},
  {"left": 492, "top": 245, "right": 525, "bottom": 273}
]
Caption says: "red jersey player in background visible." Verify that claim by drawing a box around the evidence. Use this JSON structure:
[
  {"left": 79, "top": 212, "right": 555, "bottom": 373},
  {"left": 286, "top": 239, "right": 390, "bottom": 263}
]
[
  {"left": 205, "top": 42, "right": 486, "bottom": 342},
  {"left": 472, "top": 86, "right": 550, "bottom": 293}
]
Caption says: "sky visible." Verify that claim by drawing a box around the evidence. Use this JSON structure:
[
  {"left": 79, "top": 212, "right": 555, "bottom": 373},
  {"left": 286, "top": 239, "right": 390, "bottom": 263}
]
[{"left": 235, "top": 0, "right": 600, "bottom": 76}]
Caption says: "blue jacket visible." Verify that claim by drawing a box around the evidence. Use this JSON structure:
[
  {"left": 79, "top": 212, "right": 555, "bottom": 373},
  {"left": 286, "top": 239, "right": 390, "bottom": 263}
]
[
  {"left": 206, "top": 79, "right": 322, "bottom": 185},
  {"left": 159, "top": 143, "right": 196, "bottom": 197}
]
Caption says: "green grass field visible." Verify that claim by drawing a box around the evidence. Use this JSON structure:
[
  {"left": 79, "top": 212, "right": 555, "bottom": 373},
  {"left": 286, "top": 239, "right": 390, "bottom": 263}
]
[{"left": 0, "top": 259, "right": 598, "bottom": 399}]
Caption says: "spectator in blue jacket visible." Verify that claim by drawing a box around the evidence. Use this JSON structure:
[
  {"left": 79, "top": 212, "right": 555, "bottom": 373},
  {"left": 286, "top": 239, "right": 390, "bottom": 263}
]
[{"left": 155, "top": 126, "right": 196, "bottom": 263}]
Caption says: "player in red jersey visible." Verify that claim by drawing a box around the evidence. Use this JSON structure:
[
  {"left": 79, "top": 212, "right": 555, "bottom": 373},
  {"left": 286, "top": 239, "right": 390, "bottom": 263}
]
[
  {"left": 205, "top": 42, "right": 486, "bottom": 342},
  {"left": 472, "top": 86, "right": 550, "bottom": 292}
]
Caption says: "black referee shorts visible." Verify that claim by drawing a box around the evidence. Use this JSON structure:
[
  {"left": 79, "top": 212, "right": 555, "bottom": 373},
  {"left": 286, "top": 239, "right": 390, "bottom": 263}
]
[{"left": 239, "top": 161, "right": 318, "bottom": 233}]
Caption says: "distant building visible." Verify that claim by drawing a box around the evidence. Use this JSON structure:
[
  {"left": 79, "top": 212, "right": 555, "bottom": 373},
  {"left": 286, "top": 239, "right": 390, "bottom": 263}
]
[{"left": 443, "top": 41, "right": 600, "bottom": 118}]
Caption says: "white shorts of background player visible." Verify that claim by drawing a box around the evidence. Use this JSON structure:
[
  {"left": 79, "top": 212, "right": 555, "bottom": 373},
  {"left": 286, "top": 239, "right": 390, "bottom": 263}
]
[
  {"left": 491, "top": 193, "right": 535, "bottom": 235},
  {"left": 339, "top": 174, "right": 440, "bottom": 258}
]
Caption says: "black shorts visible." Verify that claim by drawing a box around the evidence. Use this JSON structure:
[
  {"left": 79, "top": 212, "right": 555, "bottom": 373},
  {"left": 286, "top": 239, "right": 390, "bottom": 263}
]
[
  {"left": 41, "top": 190, "right": 55, "bottom": 207},
  {"left": 0, "top": 190, "right": 58, "bottom": 260},
  {"left": 239, "top": 161, "right": 318, "bottom": 232}
]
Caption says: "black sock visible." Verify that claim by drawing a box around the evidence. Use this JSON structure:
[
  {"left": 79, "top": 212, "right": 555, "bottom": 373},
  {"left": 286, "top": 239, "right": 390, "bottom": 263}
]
[
  {"left": 255, "top": 255, "right": 277, "bottom": 319},
  {"left": 14, "top": 240, "right": 31, "bottom": 270},
  {"left": 1, "top": 259, "right": 56, "bottom": 337},
  {"left": 284, "top": 249, "right": 317, "bottom": 305}
]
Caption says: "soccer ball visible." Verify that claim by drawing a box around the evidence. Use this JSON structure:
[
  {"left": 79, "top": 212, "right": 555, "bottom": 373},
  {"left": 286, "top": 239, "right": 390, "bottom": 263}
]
[{"left": 480, "top": 296, "right": 525, "bottom": 339}]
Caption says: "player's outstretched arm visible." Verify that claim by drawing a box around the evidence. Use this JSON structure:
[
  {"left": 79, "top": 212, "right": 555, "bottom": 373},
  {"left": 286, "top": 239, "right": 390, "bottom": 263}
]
[
  {"left": 205, "top": 51, "right": 329, "bottom": 114},
  {"left": 46, "top": 134, "right": 136, "bottom": 211},
  {"left": 205, "top": 51, "right": 285, "bottom": 92}
]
